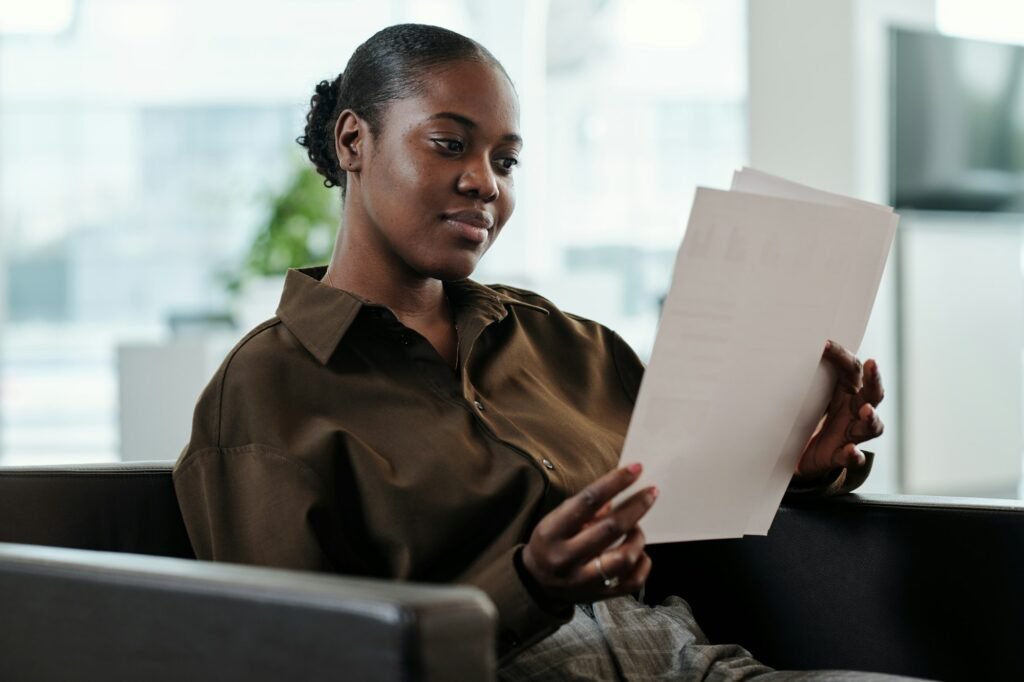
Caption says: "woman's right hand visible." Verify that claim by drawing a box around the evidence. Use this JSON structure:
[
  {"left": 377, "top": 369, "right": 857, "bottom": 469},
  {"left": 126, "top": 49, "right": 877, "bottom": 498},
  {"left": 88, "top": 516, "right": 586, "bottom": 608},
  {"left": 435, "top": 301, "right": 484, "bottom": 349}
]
[{"left": 521, "top": 463, "right": 658, "bottom": 605}]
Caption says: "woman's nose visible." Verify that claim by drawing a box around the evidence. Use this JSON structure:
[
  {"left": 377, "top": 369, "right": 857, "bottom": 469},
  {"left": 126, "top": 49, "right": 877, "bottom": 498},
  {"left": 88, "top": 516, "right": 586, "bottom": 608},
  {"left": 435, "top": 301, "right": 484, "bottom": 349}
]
[{"left": 456, "top": 159, "right": 499, "bottom": 202}]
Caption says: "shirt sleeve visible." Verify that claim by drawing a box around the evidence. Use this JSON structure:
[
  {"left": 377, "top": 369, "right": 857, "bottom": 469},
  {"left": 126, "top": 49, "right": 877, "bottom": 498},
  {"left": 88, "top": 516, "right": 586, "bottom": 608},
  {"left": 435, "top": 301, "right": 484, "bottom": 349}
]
[
  {"left": 462, "top": 544, "right": 574, "bottom": 664},
  {"left": 172, "top": 443, "right": 336, "bottom": 571},
  {"left": 177, "top": 443, "right": 572, "bottom": 662}
]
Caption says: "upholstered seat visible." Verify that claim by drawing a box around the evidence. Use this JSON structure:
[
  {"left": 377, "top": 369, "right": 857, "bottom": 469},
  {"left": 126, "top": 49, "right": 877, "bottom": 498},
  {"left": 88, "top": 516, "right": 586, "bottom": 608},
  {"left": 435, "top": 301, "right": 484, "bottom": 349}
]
[{"left": 1, "top": 462, "right": 1022, "bottom": 681}]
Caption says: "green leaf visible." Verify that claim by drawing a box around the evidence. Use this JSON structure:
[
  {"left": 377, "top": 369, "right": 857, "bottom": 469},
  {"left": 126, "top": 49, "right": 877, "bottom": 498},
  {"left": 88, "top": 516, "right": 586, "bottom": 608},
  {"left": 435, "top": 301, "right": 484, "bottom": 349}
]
[{"left": 235, "top": 164, "right": 340, "bottom": 286}]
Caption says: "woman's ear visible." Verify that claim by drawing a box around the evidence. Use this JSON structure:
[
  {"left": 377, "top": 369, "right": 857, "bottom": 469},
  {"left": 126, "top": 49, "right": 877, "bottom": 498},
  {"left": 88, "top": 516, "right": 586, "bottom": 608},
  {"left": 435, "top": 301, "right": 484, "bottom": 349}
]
[{"left": 334, "top": 109, "right": 364, "bottom": 172}]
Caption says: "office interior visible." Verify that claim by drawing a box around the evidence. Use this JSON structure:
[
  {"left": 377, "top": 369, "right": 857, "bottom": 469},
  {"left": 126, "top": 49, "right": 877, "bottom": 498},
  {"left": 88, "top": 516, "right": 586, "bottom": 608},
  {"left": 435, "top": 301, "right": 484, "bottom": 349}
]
[
  {"left": 1, "top": 0, "right": 1023, "bottom": 498},
  {"left": 5, "top": 2, "right": 1024, "bottom": 681}
]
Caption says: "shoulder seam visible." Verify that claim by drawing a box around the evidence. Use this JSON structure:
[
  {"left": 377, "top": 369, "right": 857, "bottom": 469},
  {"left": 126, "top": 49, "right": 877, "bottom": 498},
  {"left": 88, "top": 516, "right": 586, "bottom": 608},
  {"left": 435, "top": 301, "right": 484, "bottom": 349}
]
[
  {"left": 215, "top": 318, "right": 284, "bottom": 447},
  {"left": 174, "top": 442, "right": 326, "bottom": 488}
]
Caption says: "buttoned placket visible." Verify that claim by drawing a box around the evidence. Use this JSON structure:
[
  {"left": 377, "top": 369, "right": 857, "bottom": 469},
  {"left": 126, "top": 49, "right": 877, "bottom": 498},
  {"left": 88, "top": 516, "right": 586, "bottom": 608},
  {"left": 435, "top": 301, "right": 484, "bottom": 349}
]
[
  {"left": 451, "top": 306, "right": 567, "bottom": 503},
  {"left": 377, "top": 296, "right": 566, "bottom": 502}
]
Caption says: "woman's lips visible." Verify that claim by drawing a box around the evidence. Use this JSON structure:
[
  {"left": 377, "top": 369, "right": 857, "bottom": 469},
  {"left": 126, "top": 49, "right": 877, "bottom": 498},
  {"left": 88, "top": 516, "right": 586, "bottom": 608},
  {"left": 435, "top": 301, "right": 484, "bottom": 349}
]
[{"left": 443, "top": 211, "right": 493, "bottom": 244}]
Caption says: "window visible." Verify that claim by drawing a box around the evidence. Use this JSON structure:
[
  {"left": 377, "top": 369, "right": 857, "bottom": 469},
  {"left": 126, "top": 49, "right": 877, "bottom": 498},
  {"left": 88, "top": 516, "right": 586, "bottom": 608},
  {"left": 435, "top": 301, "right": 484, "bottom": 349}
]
[{"left": 0, "top": 0, "right": 748, "bottom": 464}]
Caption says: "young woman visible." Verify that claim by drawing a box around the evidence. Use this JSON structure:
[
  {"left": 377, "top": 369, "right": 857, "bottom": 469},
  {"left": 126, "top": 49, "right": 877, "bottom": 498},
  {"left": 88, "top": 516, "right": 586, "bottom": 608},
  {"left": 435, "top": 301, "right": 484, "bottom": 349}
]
[{"left": 174, "top": 24, "right": 902, "bottom": 680}]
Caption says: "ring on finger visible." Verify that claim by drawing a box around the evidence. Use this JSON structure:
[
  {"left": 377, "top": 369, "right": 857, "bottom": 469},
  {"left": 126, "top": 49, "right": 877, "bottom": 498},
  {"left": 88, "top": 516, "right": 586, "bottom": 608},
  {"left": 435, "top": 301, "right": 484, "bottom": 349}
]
[{"left": 594, "top": 555, "right": 620, "bottom": 589}]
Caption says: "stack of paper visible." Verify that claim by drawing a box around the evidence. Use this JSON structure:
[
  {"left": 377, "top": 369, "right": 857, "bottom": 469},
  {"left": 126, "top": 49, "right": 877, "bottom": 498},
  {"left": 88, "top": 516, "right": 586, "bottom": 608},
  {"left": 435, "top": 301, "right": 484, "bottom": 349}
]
[{"left": 619, "top": 168, "right": 898, "bottom": 543}]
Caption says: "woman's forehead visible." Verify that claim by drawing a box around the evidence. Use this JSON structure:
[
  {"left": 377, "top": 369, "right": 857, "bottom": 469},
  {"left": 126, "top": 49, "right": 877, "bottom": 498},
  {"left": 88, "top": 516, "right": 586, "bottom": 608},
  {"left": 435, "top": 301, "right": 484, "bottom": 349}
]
[{"left": 393, "top": 61, "right": 521, "bottom": 137}]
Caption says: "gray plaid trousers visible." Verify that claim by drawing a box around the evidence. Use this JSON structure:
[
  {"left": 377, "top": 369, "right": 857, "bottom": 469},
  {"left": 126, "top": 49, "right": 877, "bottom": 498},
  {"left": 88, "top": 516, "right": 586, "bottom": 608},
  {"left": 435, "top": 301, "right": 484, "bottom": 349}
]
[{"left": 498, "top": 596, "right": 929, "bottom": 681}]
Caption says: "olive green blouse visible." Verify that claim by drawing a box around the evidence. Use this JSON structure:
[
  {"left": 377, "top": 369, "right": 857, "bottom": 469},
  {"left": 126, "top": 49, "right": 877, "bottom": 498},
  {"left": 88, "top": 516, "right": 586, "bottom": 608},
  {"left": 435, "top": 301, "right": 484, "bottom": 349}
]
[{"left": 173, "top": 265, "right": 869, "bottom": 661}]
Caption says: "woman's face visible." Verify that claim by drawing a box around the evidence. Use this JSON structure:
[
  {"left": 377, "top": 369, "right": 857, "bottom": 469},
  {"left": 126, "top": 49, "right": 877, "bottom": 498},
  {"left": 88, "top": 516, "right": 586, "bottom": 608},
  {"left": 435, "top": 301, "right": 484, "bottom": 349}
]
[{"left": 345, "top": 59, "right": 521, "bottom": 281}]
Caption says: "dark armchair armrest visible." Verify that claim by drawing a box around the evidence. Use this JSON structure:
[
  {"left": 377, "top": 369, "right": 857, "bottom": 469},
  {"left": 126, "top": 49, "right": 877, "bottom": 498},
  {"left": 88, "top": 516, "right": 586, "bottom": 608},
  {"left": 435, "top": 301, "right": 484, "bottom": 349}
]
[
  {"left": 644, "top": 494, "right": 1024, "bottom": 682},
  {"left": 0, "top": 542, "right": 496, "bottom": 682}
]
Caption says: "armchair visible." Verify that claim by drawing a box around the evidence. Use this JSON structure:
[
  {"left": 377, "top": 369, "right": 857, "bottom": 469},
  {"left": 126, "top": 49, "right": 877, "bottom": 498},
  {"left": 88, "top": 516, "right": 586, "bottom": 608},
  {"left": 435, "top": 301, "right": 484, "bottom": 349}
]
[
  {"left": 1, "top": 462, "right": 1022, "bottom": 681},
  {"left": 0, "top": 462, "right": 494, "bottom": 681}
]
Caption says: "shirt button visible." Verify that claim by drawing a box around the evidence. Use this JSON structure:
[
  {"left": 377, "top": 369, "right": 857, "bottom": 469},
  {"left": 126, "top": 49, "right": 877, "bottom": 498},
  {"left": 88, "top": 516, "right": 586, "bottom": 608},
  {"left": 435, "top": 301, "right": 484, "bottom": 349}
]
[
  {"left": 473, "top": 400, "right": 485, "bottom": 412},
  {"left": 542, "top": 458, "right": 555, "bottom": 470}
]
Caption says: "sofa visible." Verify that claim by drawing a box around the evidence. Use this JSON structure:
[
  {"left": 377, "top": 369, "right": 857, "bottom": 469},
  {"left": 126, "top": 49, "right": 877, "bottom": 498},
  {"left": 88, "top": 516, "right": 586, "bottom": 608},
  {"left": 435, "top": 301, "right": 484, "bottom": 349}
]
[{"left": 0, "top": 462, "right": 1021, "bottom": 681}]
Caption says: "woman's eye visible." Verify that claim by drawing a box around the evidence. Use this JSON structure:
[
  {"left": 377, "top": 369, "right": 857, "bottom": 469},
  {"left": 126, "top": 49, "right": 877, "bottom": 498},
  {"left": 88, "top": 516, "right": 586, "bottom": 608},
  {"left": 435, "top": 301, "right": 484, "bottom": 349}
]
[
  {"left": 434, "top": 139, "right": 464, "bottom": 153},
  {"left": 498, "top": 157, "right": 519, "bottom": 171}
]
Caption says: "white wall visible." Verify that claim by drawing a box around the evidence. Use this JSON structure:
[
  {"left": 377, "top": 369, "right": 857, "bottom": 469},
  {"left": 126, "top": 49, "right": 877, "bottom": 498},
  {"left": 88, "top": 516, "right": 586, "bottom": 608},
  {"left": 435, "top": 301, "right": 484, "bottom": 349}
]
[
  {"left": 901, "top": 213, "right": 1024, "bottom": 495},
  {"left": 748, "top": 0, "right": 937, "bottom": 493},
  {"left": 118, "top": 337, "right": 235, "bottom": 461}
]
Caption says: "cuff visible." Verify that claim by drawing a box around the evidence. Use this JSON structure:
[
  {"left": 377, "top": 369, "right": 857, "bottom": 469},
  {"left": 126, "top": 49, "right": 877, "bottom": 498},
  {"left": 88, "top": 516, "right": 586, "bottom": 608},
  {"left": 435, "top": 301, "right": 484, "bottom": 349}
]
[
  {"left": 465, "top": 543, "right": 574, "bottom": 664},
  {"left": 786, "top": 451, "right": 875, "bottom": 497}
]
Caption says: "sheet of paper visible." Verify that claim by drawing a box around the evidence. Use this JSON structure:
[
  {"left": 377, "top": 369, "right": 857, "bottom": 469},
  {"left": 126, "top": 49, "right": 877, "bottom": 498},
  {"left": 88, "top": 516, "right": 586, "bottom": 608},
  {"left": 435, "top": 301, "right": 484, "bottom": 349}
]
[
  {"left": 730, "top": 168, "right": 898, "bottom": 535},
  {"left": 732, "top": 167, "right": 896, "bottom": 350},
  {"left": 620, "top": 186, "right": 892, "bottom": 543}
]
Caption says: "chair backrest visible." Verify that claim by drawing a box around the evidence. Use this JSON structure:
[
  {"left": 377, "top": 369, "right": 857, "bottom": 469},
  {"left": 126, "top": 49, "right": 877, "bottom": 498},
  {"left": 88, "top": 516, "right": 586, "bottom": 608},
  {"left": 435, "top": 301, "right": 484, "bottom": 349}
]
[
  {"left": 0, "top": 462, "right": 194, "bottom": 558},
  {"left": 645, "top": 493, "right": 1024, "bottom": 682}
]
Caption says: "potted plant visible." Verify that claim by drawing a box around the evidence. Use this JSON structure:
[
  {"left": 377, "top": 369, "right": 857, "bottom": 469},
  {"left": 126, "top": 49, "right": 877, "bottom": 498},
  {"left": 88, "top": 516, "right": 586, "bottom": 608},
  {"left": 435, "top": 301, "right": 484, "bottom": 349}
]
[{"left": 230, "top": 163, "right": 338, "bottom": 330}]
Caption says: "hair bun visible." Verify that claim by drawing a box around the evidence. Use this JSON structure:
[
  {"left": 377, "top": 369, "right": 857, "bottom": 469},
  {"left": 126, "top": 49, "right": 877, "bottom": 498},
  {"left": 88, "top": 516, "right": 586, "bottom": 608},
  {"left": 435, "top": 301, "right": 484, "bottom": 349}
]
[
  {"left": 314, "top": 79, "right": 334, "bottom": 97},
  {"left": 298, "top": 75, "right": 344, "bottom": 188}
]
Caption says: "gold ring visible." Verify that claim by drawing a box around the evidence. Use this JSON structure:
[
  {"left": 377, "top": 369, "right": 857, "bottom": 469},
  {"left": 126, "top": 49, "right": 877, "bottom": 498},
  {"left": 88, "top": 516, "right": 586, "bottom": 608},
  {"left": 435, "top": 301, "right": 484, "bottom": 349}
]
[{"left": 594, "top": 556, "right": 620, "bottom": 589}]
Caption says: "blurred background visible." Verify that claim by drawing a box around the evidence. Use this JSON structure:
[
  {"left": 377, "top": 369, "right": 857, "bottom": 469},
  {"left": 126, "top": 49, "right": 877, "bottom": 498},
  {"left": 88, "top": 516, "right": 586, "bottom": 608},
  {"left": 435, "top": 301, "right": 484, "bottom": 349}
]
[{"left": 1, "top": 0, "right": 1022, "bottom": 500}]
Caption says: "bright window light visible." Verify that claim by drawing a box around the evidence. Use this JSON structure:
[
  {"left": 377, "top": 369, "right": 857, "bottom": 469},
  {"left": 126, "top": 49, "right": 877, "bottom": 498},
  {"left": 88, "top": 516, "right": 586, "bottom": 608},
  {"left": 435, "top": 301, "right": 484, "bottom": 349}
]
[
  {"left": 937, "top": 0, "right": 1024, "bottom": 44},
  {"left": 0, "top": 0, "right": 75, "bottom": 35}
]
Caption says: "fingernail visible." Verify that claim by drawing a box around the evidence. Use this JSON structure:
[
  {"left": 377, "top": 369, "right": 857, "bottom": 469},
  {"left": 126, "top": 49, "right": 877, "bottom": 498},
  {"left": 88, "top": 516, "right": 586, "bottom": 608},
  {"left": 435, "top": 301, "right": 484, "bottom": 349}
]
[
  {"left": 627, "top": 463, "right": 642, "bottom": 475},
  {"left": 647, "top": 487, "right": 659, "bottom": 503}
]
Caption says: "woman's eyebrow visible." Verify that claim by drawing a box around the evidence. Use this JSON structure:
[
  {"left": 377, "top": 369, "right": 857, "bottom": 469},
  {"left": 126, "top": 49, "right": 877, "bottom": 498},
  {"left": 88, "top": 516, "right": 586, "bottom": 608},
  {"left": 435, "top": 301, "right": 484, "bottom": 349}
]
[{"left": 428, "top": 111, "right": 523, "bottom": 144}]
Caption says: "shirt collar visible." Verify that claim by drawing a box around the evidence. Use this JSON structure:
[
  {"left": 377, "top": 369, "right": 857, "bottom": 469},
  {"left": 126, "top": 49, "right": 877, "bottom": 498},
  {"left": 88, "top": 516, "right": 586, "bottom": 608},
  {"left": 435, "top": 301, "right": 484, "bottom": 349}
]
[{"left": 276, "top": 266, "right": 548, "bottom": 365}]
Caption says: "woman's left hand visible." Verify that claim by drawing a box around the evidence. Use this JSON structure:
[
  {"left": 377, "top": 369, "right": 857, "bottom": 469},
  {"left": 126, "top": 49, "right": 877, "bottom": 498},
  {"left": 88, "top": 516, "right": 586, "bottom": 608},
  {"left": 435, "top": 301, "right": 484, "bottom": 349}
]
[{"left": 796, "top": 340, "right": 885, "bottom": 479}]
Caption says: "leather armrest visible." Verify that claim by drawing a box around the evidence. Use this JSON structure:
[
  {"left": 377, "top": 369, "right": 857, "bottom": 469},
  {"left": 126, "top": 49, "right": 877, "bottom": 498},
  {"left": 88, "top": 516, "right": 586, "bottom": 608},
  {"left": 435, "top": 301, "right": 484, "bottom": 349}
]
[{"left": 0, "top": 542, "right": 496, "bottom": 682}]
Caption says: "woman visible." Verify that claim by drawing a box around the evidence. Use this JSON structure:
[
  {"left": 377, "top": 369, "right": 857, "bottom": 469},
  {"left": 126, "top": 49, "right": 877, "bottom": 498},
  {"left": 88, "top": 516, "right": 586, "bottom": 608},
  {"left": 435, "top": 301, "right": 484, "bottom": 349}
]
[{"left": 174, "top": 24, "right": 899, "bottom": 680}]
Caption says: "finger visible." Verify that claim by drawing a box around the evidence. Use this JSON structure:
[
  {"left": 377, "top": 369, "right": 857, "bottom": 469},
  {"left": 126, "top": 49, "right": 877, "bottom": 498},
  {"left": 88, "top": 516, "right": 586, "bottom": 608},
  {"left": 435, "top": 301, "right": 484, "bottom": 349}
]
[
  {"left": 861, "top": 359, "right": 885, "bottom": 407},
  {"left": 594, "top": 525, "right": 647, "bottom": 579},
  {"left": 593, "top": 548, "right": 653, "bottom": 597},
  {"left": 546, "top": 464, "right": 644, "bottom": 539},
  {"left": 582, "top": 501, "right": 613, "bottom": 530},
  {"left": 846, "top": 403, "right": 884, "bottom": 443},
  {"left": 568, "top": 486, "right": 657, "bottom": 560},
  {"left": 582, "top": 526, "right": 646, "bottom": 589},
  {"left": 618, "top": 551, "right": 653, "bottom": 594},
  {"left": 823, "top": 340, "right": 864, "bottom": 392},
  {"left": 832, "top": 443, "right": 867, "bottom": 469}
]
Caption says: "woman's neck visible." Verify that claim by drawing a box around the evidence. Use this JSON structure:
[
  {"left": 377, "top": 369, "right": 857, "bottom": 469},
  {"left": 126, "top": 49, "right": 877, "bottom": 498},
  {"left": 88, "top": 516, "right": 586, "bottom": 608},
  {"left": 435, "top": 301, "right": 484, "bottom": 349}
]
[
  {"left": 323, "top": 211, "right": 460, "bottom": 370},
  {"left": 324, "top": 223, "right": 448, "bottom": 325},
  {"left": 326, "top": 230, "right": 460, "bottom": 370}
]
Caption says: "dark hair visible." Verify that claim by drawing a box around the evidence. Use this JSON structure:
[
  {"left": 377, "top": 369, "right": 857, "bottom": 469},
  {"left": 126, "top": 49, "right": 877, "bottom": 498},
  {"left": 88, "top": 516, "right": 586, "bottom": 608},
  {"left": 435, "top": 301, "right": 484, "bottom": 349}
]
[{"left": 297, "top": 24, "right": 506, "bottom": 193}]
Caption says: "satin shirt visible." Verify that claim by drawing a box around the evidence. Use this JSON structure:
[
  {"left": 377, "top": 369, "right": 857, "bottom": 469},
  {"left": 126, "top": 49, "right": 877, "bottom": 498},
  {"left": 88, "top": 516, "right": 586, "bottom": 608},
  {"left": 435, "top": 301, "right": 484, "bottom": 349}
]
[
  {"left": 173, "top": 265, "right": 869, "bottom": 661},
  {"left": 174, "top": 266, "right": 647, "bottom": 658}
]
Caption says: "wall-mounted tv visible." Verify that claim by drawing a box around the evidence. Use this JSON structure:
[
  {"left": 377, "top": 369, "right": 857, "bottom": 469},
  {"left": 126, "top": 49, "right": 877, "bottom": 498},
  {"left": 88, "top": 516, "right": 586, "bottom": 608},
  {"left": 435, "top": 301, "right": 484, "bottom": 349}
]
[{"left": 891, "top": 28, "right": 1024, "bottom": 212}]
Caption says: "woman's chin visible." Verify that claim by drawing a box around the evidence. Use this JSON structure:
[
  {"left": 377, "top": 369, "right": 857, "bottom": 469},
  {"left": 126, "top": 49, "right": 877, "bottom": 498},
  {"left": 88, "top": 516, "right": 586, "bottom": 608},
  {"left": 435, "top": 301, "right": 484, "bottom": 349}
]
[
  {"left": 434, "top": 264, "right": 478, "bottom": 282},
  {"left": 419, "top": 253, "right": 484, "bottom": 281}
]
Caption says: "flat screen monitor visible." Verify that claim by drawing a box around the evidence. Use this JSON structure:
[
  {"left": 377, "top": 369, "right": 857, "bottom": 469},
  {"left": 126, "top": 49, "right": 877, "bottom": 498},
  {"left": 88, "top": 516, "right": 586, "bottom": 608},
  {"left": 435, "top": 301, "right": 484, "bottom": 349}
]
[{"left": 891, "top": 28, "right": 1024, "bottom": 212}]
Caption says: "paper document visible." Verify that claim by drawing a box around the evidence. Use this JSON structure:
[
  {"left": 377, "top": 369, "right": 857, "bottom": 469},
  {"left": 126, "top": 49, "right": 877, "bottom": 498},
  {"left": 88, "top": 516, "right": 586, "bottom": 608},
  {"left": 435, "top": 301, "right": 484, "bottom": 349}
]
[
  {"left": 730, "top": 169, "right": 898, "bottom": 534},
  {"left": 618, "top": 169, "right": 897, "bottom": 543}
]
